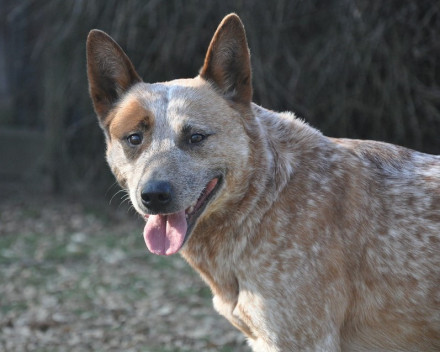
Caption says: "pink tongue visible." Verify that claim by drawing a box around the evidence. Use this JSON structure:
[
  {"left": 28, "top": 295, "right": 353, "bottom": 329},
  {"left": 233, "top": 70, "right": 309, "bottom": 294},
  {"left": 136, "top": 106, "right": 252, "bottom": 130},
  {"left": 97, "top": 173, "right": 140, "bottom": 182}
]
[{"left": 143, "top": 211, "right": 187, "bottom": 255}]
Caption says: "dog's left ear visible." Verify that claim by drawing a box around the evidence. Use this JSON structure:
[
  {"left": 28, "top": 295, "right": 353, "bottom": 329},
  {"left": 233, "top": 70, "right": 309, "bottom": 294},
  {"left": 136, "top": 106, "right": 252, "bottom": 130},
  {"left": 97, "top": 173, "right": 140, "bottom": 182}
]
[{"left": 200, "top": 14, "right": 252, "bottom": 105}]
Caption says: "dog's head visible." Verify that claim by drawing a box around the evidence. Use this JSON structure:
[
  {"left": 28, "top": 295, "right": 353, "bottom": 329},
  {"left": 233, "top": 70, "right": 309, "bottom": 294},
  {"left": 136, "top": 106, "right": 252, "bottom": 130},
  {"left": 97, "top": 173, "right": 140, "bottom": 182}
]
[{"left": 87, "top": 14, "right": 255, "bottom": 255}]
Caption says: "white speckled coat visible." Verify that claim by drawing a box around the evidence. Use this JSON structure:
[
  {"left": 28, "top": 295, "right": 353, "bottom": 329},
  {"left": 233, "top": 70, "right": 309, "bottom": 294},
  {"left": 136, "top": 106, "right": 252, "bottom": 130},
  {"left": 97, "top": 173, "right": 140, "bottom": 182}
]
[{"left": 87, "top": 13, "right": 440, "bottom": 352}]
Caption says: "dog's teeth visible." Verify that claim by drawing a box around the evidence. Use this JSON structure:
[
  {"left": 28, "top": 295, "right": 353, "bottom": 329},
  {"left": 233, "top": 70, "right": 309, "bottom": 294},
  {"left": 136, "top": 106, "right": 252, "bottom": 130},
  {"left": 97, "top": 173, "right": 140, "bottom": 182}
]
[{"left": 187, "top": 206, "right": 194, "bottom": 214}]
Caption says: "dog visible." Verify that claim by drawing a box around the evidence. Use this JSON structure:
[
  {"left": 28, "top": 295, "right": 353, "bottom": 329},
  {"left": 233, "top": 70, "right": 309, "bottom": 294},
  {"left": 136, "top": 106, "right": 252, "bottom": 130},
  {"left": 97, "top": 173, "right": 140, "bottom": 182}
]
[{"left": 86, "top": 13, "right": 440, "bottom": 351}]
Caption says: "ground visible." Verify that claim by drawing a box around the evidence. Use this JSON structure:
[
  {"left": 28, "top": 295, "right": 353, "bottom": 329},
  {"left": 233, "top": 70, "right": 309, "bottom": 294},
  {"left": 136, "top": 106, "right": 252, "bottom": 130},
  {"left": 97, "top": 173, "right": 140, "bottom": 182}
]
[{"left": 0, "top": 195, "right": 248, "bottom": 351}]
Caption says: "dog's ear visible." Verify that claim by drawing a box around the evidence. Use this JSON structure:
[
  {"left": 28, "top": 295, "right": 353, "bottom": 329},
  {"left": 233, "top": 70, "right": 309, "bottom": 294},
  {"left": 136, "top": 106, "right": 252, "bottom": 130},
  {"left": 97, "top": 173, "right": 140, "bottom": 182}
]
[
  {"left": 200, "top": 14, "right": 252, "bottom": 105},
  {"left": 86, "top": 30, "right": 141, "bottom": 121}
]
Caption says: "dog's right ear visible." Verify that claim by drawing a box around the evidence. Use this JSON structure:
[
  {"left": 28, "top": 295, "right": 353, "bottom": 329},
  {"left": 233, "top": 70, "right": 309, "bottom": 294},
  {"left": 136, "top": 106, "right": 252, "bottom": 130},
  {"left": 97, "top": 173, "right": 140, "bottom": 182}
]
[{"left": 86, "top": 30, "right": 141, "bottom": 122}]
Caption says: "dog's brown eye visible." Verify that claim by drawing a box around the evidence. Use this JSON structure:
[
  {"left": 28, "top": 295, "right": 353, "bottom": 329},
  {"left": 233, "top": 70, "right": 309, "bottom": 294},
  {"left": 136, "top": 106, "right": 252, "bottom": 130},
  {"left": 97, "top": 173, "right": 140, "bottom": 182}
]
[
  {"left": 127, "top": 133, "right": 142, "bottom": 146},
  {"left": 189, "top": 133, "right": 205, "bottom": 144}
]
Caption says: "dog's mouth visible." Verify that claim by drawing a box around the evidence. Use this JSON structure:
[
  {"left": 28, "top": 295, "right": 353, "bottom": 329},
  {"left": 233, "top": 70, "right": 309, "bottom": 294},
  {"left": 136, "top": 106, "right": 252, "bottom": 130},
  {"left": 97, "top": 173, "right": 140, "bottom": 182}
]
[{"left": 142, "top": 176, "right": 222, "bottom": 256}]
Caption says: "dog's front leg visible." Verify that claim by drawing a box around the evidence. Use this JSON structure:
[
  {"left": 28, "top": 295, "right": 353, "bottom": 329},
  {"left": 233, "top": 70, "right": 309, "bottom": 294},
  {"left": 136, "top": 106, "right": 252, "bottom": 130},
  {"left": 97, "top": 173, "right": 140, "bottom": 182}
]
[
  {"left": 247, "top": 330, "right": 341, "bottom": 352},
  {"left": 308, "top": 333, "right": 341, "bottom": 352},
  {"left": 213, "top": 294, "right": 256, "bottom": 339}
]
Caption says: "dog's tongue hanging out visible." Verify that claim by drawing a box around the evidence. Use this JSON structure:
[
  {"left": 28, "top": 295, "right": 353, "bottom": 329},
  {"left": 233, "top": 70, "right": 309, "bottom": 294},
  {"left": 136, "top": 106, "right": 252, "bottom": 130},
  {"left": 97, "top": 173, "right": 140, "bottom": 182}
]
[{"left": 143, "top": 211, "right": 187, "bottom": 255}]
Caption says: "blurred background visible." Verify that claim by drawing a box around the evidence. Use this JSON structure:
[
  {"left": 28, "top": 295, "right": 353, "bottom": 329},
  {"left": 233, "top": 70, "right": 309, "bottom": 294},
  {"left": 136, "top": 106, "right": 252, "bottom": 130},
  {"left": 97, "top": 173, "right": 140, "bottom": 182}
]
[
  {"left": 0, "top": 0, "right": 439, "bottom": 351},
  {"left": 0, "top": 0, "right": 439, "bottom": 196}
]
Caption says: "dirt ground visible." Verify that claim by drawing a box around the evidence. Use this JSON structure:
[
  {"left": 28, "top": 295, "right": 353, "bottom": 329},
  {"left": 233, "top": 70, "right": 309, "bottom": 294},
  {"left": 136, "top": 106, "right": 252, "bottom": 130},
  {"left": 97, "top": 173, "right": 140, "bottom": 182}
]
[{"left": 0, "top": 195, "right": 249, "bottom": 352}]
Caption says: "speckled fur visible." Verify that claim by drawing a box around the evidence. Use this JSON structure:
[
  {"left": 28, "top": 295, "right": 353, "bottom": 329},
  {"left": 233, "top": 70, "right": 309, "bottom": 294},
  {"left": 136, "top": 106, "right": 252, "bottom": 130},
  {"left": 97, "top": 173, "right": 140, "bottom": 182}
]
[{"left": 87, "top": 14, "right": 440, "bottom": 351}]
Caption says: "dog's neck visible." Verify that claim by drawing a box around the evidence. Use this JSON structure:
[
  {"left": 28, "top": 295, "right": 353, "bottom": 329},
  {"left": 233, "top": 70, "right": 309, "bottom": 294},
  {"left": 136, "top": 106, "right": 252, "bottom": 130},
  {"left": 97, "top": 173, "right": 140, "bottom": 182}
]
[{"left": 181, "top": 103, "right": 333, "bottom": 301}]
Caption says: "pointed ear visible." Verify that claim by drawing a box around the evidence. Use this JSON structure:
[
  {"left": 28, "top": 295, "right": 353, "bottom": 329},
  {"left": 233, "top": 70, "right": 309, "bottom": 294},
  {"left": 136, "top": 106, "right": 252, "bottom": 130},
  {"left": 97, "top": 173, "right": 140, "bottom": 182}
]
[
  {"left": 86, "top": 30, "right": 141, "bottom": 121},
  {"left": 200, "top": 14, "right": 252, "bottom": 105}
]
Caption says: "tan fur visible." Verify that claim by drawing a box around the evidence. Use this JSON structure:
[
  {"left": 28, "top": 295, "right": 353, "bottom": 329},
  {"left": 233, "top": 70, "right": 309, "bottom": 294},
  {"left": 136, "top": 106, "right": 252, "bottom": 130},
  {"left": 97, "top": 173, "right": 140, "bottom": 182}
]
[
  {"left": 87, "top": 14, "right": 440, "bottom": 351},
  {"left": 108, "top": 98, "right": 152, "bottom": 140}
]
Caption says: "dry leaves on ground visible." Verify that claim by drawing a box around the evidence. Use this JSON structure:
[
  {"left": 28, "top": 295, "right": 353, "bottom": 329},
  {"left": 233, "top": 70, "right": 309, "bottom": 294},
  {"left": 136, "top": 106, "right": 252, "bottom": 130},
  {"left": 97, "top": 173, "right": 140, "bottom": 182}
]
[{"left": 0, "top": 197, "right": 248, "bottom": 351}]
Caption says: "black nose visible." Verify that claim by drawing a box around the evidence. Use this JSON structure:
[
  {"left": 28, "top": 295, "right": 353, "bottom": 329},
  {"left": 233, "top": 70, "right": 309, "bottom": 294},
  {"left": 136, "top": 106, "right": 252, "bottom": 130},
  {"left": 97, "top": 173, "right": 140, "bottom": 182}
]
[{"left": 141, "top": 180, "right": 172, "bottom": 211}]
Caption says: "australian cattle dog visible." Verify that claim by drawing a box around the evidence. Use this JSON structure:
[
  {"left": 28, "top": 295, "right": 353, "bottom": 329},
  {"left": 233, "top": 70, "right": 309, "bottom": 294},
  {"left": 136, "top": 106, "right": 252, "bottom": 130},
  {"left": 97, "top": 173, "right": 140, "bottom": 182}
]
[{"left": 87, "top": 13, "right": 440, "bottom": 351}]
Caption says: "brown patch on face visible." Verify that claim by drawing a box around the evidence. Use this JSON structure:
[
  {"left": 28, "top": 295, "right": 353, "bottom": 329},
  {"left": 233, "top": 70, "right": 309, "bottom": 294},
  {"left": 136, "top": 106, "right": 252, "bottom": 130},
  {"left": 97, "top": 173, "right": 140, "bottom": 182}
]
[{"left": 108, "top": 99, "right": 152, "bottom": 140}]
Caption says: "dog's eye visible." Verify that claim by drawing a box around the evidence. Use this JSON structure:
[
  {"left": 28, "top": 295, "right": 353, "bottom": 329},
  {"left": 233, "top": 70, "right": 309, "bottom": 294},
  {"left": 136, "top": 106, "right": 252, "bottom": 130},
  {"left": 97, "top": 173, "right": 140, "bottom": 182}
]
[
  {"left": 127, "top": 133, "right": 143, "bottom": 146},
  {"left": 189, "top": 133, "right": 205, "bottom": 144}
]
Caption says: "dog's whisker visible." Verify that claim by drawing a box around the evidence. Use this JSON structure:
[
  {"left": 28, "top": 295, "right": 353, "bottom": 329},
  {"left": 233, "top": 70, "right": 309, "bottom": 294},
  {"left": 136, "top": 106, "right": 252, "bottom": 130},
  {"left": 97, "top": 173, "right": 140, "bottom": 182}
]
[
  {"left": 105, "top": 181, "right": 120, "bottom": 198},
  {"left": 109, "top": 188, "right": 130, "bottom": 206},
  {"left": 116, "top": 192, "right": 133, "bottom": 212}
]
